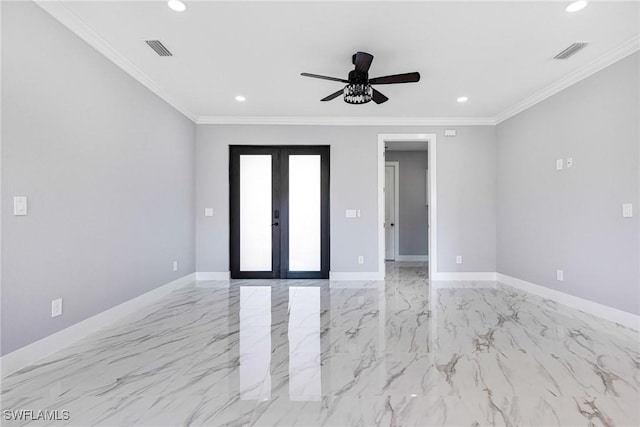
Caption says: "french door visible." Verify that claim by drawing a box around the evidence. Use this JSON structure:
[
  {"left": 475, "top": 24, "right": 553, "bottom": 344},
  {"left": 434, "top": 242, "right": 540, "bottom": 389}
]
[{"left": 230, "top": 146, "right": 329, "bottom": 279}]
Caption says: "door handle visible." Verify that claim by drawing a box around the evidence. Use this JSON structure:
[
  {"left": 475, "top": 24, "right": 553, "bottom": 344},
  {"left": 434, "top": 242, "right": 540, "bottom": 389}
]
[
  {"left": 272, "top": 222, "right": 279, "bottom": 226},
  {"left": 390, "top": 223, "right": 394, "bottom": 226}
]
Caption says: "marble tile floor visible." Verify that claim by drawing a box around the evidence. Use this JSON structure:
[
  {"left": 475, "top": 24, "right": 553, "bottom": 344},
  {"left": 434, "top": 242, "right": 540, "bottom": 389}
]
[{"left": 1, "top": 262, "right": 638, "bottom": 426}]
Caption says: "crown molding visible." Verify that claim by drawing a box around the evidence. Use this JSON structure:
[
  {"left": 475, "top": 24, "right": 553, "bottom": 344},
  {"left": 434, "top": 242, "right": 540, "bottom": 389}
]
[
  {"left": 196, "top": 116, "right": 497, "bottom": 126},
  {"left": 34, "top": 1, "right": 639, "bottom": 128},
  {"left": 34, "top": 0, "right": 198, "bottom": 123},
  {"left": 494, "top": 35, "right": 640, "bottom": 124}
]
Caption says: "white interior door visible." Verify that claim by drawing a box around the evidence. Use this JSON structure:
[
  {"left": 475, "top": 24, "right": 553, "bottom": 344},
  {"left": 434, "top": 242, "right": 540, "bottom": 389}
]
[{"left": 384, "top": 164, "right": 396, "bottom": 260}]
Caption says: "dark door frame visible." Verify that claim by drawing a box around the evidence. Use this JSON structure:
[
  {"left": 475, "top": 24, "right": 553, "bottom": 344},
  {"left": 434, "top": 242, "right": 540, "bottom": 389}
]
[{"left": 229, "top": 145, "right": 330, "bottom": 279}]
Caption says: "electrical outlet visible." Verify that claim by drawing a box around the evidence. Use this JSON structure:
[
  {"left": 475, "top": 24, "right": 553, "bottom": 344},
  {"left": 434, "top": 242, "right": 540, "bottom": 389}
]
[
  {"left": 51, "top": 299, "right": 63, "bottom": 317},
  {"left": 358, "top": 256, "right": 364, "bottom": 265},
  {"left": 623, "top": 203, "right": 633, "bottom": 218},
  {"left": 173, "top": 261, "right": 178, "bottom": 271},
  {"left": 556, "top": 269, "right": 564, "bottom": 281},
  {"left": 204, "top": 208, "right": 214, "bottom": 217},
  {"left": 456, "top": 255, "right": 462, "bottom": 264}
]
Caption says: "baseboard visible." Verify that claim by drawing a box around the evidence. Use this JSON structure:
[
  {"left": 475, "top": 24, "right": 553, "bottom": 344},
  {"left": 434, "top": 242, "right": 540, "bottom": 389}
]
[
  {"left": 329, "top": 271, "right": 385, "bottom": 281},
  {"left": 497, "top": 273, "right": 640, "bottom": 331},
  {"left": 395, "top": 255, "right": 429, "bottom": 262},
  {"left": 196, "top": 271, "right": 231, "bottom": 280},
  {"left": 0, "top": 273, "right": 196, "bottom": 378},
  {"left": 432, "top": 272, "right": 497, "bottom": 281}
]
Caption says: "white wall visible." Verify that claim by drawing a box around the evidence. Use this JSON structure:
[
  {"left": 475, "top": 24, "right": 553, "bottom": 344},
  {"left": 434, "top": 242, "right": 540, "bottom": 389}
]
[
  {"left": 1, "top": 2, "right": 196, "bottom": 355},
  {"left": 196, "top": 125, "right": 496, "bottom": 275},
  {"left": 497, "top": 52, "right": 640, "bottom": 315}
]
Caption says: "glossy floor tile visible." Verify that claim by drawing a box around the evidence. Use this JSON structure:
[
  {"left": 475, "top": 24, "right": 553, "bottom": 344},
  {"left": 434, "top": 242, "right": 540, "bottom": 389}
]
[{"left": 2, "top": 262, "right": 639, "bottom": 426}]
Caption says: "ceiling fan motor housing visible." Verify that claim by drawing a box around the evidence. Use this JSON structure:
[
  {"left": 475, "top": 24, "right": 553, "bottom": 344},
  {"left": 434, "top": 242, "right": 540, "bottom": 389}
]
[{"left": 348, "top": 70, "right": 369, "bottom": 84}]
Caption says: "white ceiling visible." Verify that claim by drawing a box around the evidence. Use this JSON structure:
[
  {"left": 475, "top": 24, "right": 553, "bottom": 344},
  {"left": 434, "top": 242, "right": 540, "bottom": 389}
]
[{"left": 40, "top": 1, "right": 639, "bottom": 122}]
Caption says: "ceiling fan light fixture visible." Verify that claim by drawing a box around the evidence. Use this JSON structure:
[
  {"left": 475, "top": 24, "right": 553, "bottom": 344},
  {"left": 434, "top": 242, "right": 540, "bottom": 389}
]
[
  {"left": 302, "top": 52, "right": 418, "bottom": 105},
  {"left": 566, "top": 0, "right": 588, "bottom": 13},
  {"left": 168, "top": 0, "right": 186, "bottom": 12},
  {"left": 344, "top": 84, "right": 373, "bottom": 104}
]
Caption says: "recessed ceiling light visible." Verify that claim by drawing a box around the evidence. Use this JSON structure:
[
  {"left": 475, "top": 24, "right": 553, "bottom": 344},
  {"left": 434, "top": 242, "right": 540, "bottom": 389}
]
[
  {"left": 235, "top": 95, "right": 246, "bottom": 102},
  {"left": 566, "top": 1, "right": 588, "bottom": 13},
  {"left": 457, "top": 96, "right": 468, "bottom": 103},
  {"left": 167, "top": 0, "right": 186, "bottom": 12}
]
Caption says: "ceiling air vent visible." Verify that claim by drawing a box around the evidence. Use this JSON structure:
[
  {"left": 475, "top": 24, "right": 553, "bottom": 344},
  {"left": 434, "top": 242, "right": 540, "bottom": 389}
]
[
  {"left": 554, "top": 42, "right": 588, "bottom": 60},
  {"left": 145, "top": 40, "right": 173, "bottom": 57}
]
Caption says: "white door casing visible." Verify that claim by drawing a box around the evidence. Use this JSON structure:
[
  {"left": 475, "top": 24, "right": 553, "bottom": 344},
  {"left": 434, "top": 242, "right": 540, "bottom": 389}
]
[{"left": 378, "top": 134, "right": 436, "bottom": 280}]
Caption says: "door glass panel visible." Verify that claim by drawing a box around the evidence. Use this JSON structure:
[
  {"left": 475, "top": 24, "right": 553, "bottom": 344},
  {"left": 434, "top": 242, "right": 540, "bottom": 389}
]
[
  {"left": 288, "top": 287, "right": 321, "bottom": 401},
  {"left": 289, "top": 155, "right": 321, "bottom": 271},
  {"left": 240, "top": 286, "right": 271, "bottom": 400},
  {"left": 240, "top": 155, "right": 272, "bottom": 271}
]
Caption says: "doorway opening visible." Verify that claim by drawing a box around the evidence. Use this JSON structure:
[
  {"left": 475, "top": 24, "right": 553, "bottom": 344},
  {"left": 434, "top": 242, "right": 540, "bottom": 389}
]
[
  {"left": 378, "top": 134, "right": 437, "bottom": 280},
  {"left": 229, "top": 146, "right": 330, "bottom": 279}
]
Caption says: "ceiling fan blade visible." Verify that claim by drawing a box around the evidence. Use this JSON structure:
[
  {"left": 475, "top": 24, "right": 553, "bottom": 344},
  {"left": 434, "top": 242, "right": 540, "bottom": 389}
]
[
  {"left": 301, "top": 73, "right": 348, "bottom": 83},
  {"left": 369, "top": 72, "right": 420, "bottom": 85},
  {"left": 372, "top": 88, "right": 389, "bottom": 104},
  {"left": 321, "top": 89, "right": 344, "bottom": 102},
  {"left": 353, "top": 52, "right": 374, "bottom": 73}
]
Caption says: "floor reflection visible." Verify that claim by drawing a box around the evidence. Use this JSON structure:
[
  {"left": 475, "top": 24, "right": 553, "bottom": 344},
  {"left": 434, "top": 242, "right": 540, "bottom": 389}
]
[
  {"left": 239, "top": 286, "right": 271, "bottom": 401},
  {"left": 288, "top": 287, "right": 321, "bottom": 401}
]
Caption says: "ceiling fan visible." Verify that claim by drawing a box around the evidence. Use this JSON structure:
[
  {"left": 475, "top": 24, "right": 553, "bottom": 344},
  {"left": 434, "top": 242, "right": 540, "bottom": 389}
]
[{"left": 301, "top": 51, "right": 420, "bottom": 105}]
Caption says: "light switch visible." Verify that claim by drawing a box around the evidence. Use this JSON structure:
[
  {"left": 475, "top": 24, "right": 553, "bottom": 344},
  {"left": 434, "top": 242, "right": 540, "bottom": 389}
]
[
  {"left": 204, "top": 208, "right": 214, "bottom": 217},
  {"left": 346, "top": 209, "right": 357, "bottom": 218},
  {"left": 556, "top": 159, "right": 563, "bottom": 171},
  {"left": 51, "top": 298, "right": 63, "bottom": 317},
  {"left": 13, "top": 196, "right": 27, "bottom": 216},
  {"left": 622, "top": 203, "right": 633, "bottom": 218}
]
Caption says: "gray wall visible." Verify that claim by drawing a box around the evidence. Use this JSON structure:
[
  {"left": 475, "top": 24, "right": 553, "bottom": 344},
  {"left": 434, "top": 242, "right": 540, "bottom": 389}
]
[
  {"left": 385, "top": 151, "right": 429, "bottom": 256},
  {"left": 196, "top": 125, "right": 496, "bottom": 274},
  {"left": 1, "top": 2, "right": 196, "bottom": 355},
  {"left": 496, "top": 52, "right": 640, "bottom": 315}
]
